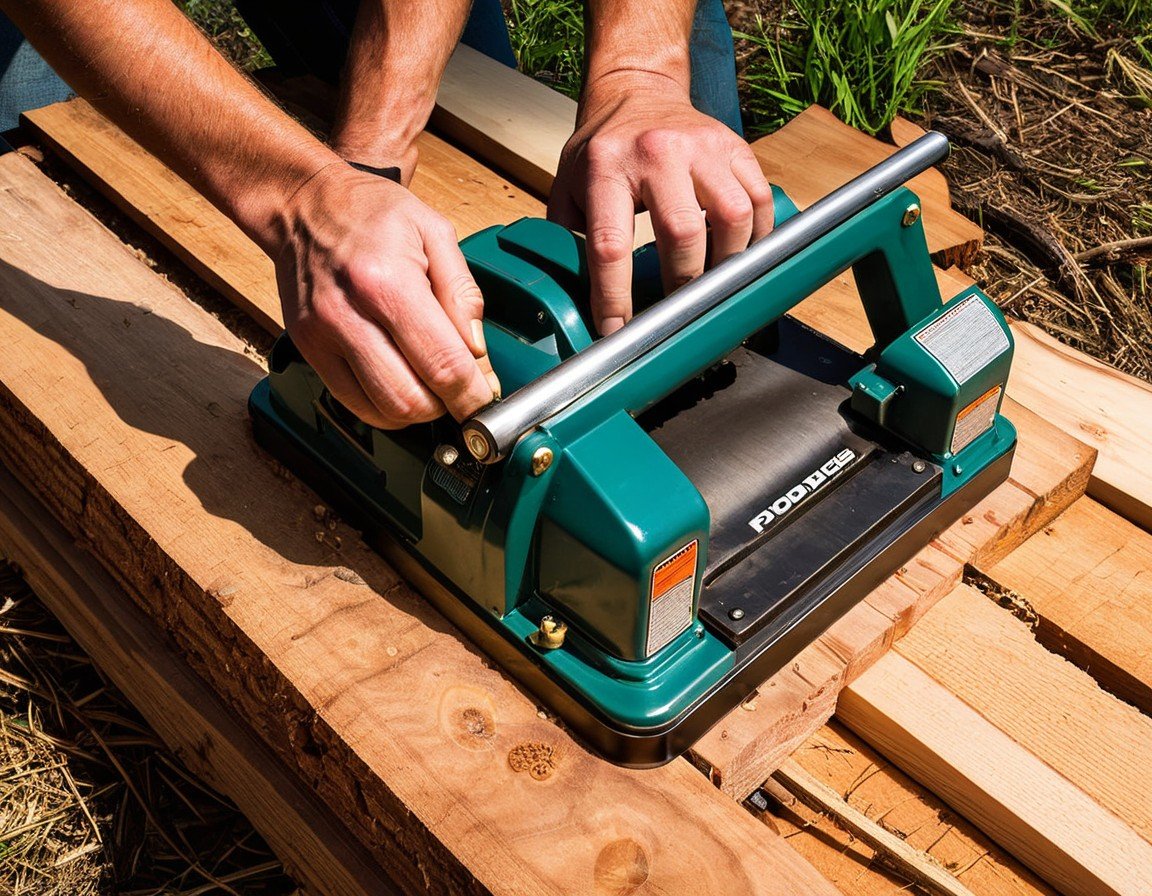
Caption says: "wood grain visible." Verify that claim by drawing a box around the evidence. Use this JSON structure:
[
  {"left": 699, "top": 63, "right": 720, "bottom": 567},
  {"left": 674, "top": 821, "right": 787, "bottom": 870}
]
[
  {"left": 765, "top": 721, "right": 1056, "bottom": 896},
  {"left": 0, "top": 146, "right": 843, "bottom": 896},
  {"left": 840, "top": 648, "right": 1152, "bottom": 896},
  {"left": 0, "top": 462, "right": 397, "bottom": 896},
  {"left": 988, "top": 497, "right": 1152, "bottom": 716},
  {"left": 435, "top": 44, "right": 575, "bottom": 197},
  {"left": 896, "top": 584, "right": 1152, "bottom": 845}
]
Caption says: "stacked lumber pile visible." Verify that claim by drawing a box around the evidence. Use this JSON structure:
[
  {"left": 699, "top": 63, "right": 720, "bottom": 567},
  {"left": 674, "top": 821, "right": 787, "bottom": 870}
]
[{"left": 0, "top": 46, "right": 1147, "bottom": 894}]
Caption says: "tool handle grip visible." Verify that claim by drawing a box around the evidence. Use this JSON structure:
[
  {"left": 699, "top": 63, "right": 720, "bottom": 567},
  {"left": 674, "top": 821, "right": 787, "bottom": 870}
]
[{"left": 463, "top": 132, "right": 951, "bottom": 464}]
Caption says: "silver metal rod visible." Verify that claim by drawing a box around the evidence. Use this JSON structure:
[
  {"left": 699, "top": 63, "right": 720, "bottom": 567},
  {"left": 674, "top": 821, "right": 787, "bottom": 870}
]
[{"left": 463, "top": 131, "right": 951, "bottom": 463}]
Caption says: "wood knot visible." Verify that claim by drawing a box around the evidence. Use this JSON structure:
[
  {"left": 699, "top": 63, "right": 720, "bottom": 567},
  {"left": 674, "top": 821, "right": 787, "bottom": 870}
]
[
  {"left": 594, "top": 838, "right": 650, "bottom": 895},
  {"left": 440, "top": 688, "right": 498, "bottom": 751},
  {"left": 1079, "top": 421, "right": 1108, "bottom": 439},
  {"left": 332, "top": 566, "right": 366, "bottom": 586},
  {"left": 507, "top": 742, "right": 559, "bottom": 780}
]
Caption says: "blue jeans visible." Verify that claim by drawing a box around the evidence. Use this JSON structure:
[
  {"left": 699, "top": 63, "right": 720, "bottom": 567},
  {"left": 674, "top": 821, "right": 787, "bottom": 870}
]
[
  {"left": 234, "top": 0, "right": 743, "bottom": 135},
  {"left": 0, "top": 12, "right": 73, "bottom": 132}
]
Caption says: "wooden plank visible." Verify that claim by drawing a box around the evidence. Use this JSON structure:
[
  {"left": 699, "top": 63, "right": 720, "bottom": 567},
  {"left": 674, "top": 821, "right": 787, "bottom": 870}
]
[
  {"left": 750, "top": 107, "right": 983, "bottom": 266},
  {"left": 896, "top": 583, "right": 1152, "bottom": 845},
  {"left": 0, "top": 147, "right": 843, "bottom": 896},
  {"left": 435, "top": 44, "right": 574, "bottom": 197},
  {"left": 757, "top": 721, "right": 1056, "bottom": 896},
  {"left": 987, "top": 497, "right": 1152, "bottom": 716},
  {"left": 20, "top": 96, "right": 1093, "bottom": 804},
  {"left": 21, "top": 99, "right": 544, "bottom": 333},
  {"left": 839, "top": 650, "right": 1152, "bottom": 896},
  {"left": 1006, "top": 321, "right": 1152, "bottom": 530},
  {"left": 0, "top": 461, "right": 396, "bottom": 896}
]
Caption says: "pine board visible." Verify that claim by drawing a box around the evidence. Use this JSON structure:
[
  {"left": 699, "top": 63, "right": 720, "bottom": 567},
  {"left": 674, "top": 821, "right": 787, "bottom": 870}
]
[
  {"left": 761, "top": 721, "right": 1056, "bottom": 896},
  {"left": 987, "top": 497, "right": 1152, "bottom": 716},
  {"left": 840, "top": 647, "right": 1152, "bottom": 896},
  {"left": 895, "top": 584, "right": 1152, "bottom": 845},
  {"left": 0, "top": 149, "right": 841, "bottom": 896}
]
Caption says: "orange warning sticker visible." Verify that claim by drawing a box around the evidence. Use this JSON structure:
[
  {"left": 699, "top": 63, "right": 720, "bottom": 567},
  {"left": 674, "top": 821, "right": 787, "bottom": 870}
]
[
  {"left": 951, "top": 385, "right": 1001, "bottom": 454},
  {"left": 646, "top": 541, "right": 698, "bottom": 656}
]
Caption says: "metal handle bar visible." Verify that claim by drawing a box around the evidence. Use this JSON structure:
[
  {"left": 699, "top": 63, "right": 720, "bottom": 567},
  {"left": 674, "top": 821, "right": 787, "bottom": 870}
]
[{"left": 462, "top": 131, "right": 950, "bottom": 463}]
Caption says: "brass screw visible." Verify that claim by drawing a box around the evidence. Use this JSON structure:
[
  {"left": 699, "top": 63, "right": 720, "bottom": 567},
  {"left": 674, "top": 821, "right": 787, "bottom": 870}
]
[
  {"left": 902, "top": 203, "right": 922, "bottom": 227},
  {"left": 530, "top": 446, "right": 554, "bottom": 477},
  {"left": 465, "top": 430, "right": 490, "bottom": 461},
  {"left": 529, "top": 615, "right": 568, "bottom": 650}
]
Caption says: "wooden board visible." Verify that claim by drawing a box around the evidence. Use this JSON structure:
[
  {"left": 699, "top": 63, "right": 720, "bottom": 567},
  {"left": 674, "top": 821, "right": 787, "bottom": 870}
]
[
  {"left": 21, "top": 99, "right": 543, "bottom": 333},
  {"left": 0, "top": 146, "right": 848, "bottom": 896},
  {"left": 0, "top": 461, "right": 396, "bottom": 896},
  {"left": 759, "top": 721, "right": 1056, "bottom": 896},
  {"left": 1006, "top": 321, "right": 1152, "bottom": 530},
  {"left": 18, "top": 97, "right": 1094, "bottom": 804},
  {"left": 751, "top": 107, "right": 984, "bottom": 267},
  {"left": 987, "top": 497, "right": 1152, "bottom": 716},
  {"left": 436, "top": 44, "right": 575, "bottom": 198},
  {"left": 840, "top": 645, "right": 1152, "bottom": 896},
  {"left": 895, "top": 584, "right": 1152, "bottom": 846}
]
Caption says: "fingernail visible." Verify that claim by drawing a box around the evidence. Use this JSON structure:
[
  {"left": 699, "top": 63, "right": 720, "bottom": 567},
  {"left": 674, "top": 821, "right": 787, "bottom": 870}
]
[
  {"left": 487, "top": 371, "right": 502, "bottom": 400},
  {"left": 600, "top": 316, "right": 625, "bottom": 336},
  {"left": 471, "top": 319, "right": 487, "bottom": 356}
]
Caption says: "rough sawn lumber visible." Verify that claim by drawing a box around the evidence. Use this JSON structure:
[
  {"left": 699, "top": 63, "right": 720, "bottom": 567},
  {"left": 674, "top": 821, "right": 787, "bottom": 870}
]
[
  {"left": 841, "top": 627, "right": 1152, "bottom": 896},
  {"left": 0, "top": 462, "right": 396, "bottom": 896},
  {"left": 0, "top": 145, "right": 844, "bottom": 896},
  {"left": 987, "top": 497, "right": 1152, "bottom": 717}
]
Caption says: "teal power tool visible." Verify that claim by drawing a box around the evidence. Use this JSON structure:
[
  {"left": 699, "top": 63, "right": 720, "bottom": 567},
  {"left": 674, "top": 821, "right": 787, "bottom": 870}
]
[{"left": 249, "top": 133, "right": 1015, "bottom": 766}]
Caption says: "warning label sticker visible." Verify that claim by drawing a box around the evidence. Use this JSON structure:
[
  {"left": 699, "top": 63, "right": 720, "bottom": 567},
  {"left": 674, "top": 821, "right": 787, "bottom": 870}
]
[
  {"left": 951, "top": 385, "right": 1001, "bottom": 454},
  {"left": 914, "top": 295, "right": 1010, "bottom": 385},
  {"left": 646, "top": 541, "right": 697, "bottom": 657}
]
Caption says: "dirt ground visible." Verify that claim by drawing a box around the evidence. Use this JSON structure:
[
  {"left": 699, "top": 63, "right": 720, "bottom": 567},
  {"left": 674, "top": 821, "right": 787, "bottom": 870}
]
[{"left": 730, "top": 0, "right": 1152, "bottom": 381}]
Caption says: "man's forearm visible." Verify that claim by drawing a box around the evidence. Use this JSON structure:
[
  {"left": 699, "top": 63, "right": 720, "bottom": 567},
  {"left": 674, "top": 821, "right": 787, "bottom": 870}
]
[
  {"left": 331, "top": 0, "right": 471, "bottom": 179},
  {"left": 2, "top": 0, "right": 338, "bottom": 255}
]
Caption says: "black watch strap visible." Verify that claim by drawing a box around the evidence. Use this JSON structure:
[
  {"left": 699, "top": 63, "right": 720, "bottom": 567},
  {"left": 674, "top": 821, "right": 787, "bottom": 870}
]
[{"left": 347, "top": 160, "right": 402, "bottom": 183}]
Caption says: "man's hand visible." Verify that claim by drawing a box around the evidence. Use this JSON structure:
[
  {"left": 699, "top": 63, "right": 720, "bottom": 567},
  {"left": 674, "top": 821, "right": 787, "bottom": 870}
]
[
  {"left": 277, "top": 164, "right": 500, "bottom": 428},
  {"left": 550, "top": 71, "right": 774, "bottom": 336}
]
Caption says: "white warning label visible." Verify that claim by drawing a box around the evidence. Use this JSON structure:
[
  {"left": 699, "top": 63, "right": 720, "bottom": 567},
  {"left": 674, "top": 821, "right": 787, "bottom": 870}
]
[
  {"left": 914, "top": 295, "right": 1010, "bottom": 385},
  {"left": 951, "top": 386, "right": 1001, "bottom": 454},
  {"left": 646, "top": 541, "right": 697, "bottom": 657}
]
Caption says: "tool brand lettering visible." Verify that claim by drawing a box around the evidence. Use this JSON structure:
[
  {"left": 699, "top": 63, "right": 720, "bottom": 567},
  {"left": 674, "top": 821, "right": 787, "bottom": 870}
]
[{"left": 747, "top": 448, "right": 857, "bottom": 533}]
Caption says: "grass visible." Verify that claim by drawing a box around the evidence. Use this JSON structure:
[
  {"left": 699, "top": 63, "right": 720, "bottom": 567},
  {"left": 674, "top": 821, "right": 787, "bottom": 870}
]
[
  {"left": 505, "top": 0, "right": 585, "bottom": 98},
  {"left": 737, "top": 0, "right": 959, "bottom": 136}
]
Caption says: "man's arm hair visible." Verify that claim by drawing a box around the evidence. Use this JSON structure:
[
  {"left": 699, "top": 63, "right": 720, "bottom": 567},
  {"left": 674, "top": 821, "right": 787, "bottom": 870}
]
[{"left": 331, "top": 0, "right": 472, "bottom": 179}]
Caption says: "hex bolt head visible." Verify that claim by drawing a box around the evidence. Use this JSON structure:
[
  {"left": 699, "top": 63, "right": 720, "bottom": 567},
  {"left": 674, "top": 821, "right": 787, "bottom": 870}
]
[
  {"left": 434, "top": 444, "right": 459, "bottom": 467},
  {"left": 902, "top": 203, "right": 922, "bottom": 227},
  {"left": 728, "top": 607, "right": 746, "bottom": 621}
]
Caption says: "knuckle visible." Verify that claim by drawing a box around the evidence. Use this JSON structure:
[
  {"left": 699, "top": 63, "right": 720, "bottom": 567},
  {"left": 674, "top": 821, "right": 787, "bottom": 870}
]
[
  {"left": 587, "top": 225, "right": 632, "bottom": 266},
  {"left": 636, "top": 128, "right": 679, "bottom": 160},
  {"left": 584, "top": 135, "right": 625, "bottom": 169},
  {"left": 422, "top": 343, "right": 476, "bottom": 395},
  {"left": 661, "top": 206, "right": 705, "bottom": 244},
  {"left": 445, "top": 271, "right": 484, "bottom": 315},
  {"left": 386, "top": 381, "right": 439, "bottom": 425},
  {"left": 712, "top": 188, "right": 754, "bottom": 227},
  {"left": 345, "top": 255, "right": 392, "bottom": 294}
]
